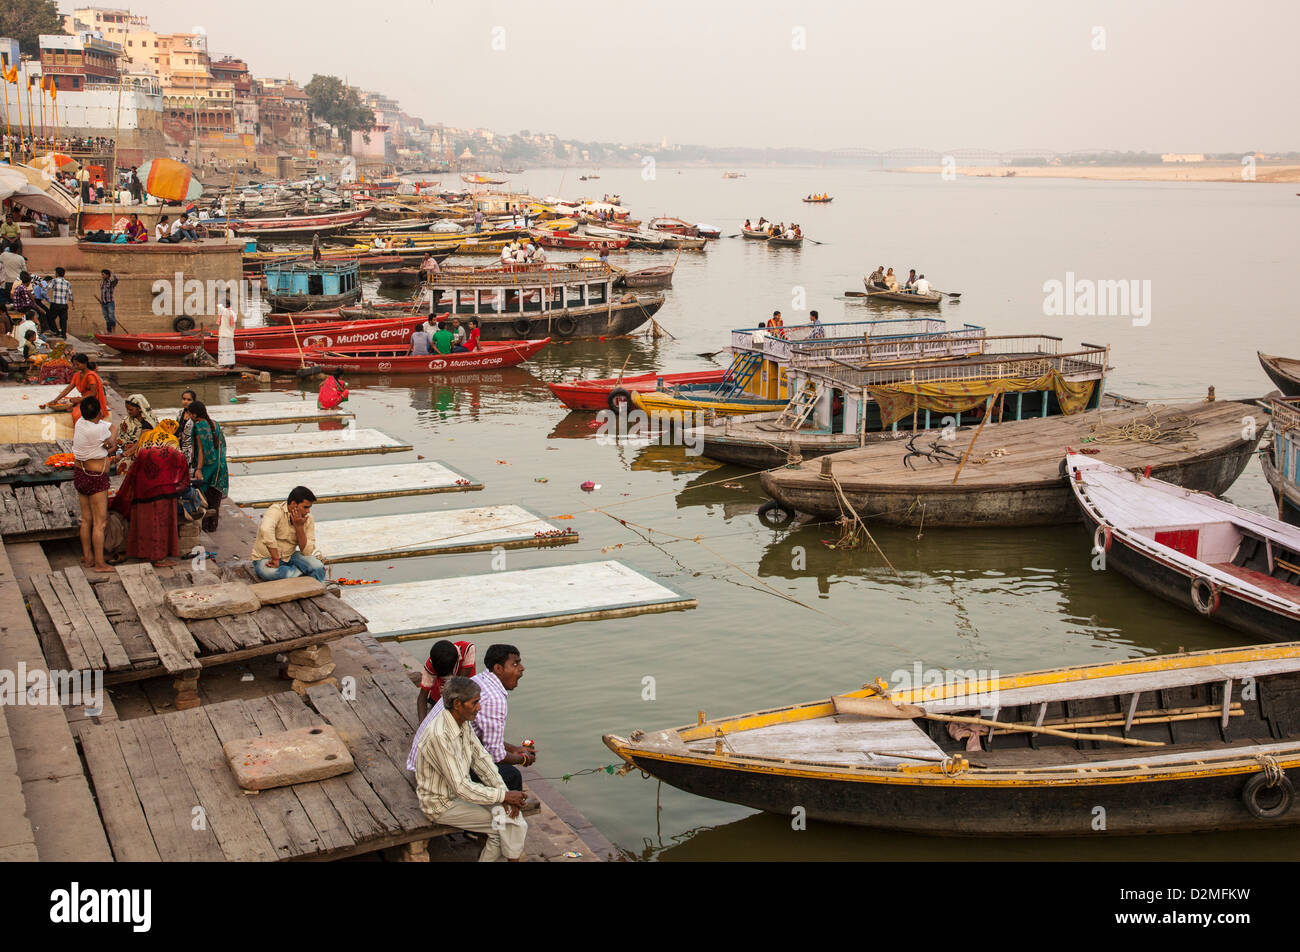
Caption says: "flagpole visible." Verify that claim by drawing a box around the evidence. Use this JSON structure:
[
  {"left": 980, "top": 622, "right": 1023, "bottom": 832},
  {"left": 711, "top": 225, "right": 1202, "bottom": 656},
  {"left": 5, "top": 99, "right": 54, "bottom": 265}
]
[
  {"left": 13, "top": 66, "right": 24, "bottom": 163},
  {"left": 109, "top": 77, "right": 123, "bottom": 226},
  {"left": 2, "top": 56, "right": 12, "bottom": 162},
  {"left": 26, "top": 76, "right": 35, "bottom": 160}
]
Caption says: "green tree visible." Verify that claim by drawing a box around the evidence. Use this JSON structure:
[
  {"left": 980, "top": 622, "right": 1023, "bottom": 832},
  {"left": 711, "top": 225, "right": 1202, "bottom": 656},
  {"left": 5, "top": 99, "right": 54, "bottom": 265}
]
[
  {"left": 0, "top": 0, "right": 63, "bottom": 56},
  {"left": 304, "top": 75, "right": 376, "bottom": 147}
]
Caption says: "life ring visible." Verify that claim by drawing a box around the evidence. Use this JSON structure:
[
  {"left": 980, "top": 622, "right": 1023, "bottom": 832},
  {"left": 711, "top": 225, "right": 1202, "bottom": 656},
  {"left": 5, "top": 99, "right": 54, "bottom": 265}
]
[
  {"left": 607, "top": 387, "right": 633, "bottom": 413},
  {"left": 554, "top": 316, "right": 578, "bottom": 337},
  {"left": 1190, "top": 576, "right": 1220, "bottom": 616},
  {"left": 173, "top": 315, "right": 196, "bottom": 332},
  {"left": 757, "top": 500, "right": 795, "bottom": 528},
  {"left": 1243, "top": 772, "right": 1294, "bottom": 819},
  {"left": 1093, "top": 524, "right": 1112, "bottom": 552},
  {"left": 512, "top": 318, "right": 532, "bottom": 337}
]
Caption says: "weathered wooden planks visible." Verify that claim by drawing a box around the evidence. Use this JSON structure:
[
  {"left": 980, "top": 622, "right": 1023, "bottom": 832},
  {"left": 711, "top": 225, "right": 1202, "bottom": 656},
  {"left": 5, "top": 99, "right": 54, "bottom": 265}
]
[
  {"left": 0, "top": 482, "right": 80, "bottom": 541},
  {"left": 225, "top": 429, "right": 412, "bottom": 463},
  {"left": 116, "top": 563, "right": 201, "bottom": 675},
  {"left": 315, "top": 505, "right": 576, "bottom": 562},
  {"left": 27, "top": 567, "right": 132, "bottom": 672},
  {"left": 343, "top": 560, "right": 698, "bottom": 641},
  {"left": 227, "top": 460, "right": 483, "bottom": 507}
]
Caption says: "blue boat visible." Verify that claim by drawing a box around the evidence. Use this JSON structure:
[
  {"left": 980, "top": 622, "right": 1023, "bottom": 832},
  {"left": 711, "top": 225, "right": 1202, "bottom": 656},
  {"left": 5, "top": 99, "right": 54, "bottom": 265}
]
[
  {"left": 262, "top": 259, "right": 362, "bottom": 313},
  {"left": 1263, "top": 395, "right": 1300, "bottom": 526}
]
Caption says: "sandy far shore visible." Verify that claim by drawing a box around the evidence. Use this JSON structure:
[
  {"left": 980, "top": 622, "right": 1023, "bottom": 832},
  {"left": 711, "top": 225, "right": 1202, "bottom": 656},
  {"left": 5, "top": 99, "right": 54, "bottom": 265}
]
[{"left": 895, "top": 165, "right": 1300, "bottom": 184}]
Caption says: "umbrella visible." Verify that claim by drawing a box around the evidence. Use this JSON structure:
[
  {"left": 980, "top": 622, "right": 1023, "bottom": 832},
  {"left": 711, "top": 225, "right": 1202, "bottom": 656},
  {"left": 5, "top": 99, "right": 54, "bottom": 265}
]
[
  {"left": 137, "top": 158, "right": 203, "bottom": 202},
  {"left": 9, "top": 186, "right": 76, "bottom": 218}
]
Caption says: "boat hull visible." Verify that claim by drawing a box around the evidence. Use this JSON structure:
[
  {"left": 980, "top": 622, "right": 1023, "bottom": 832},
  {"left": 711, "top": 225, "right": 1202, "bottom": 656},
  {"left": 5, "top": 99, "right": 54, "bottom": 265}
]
[
  {"left": 634, "top": 390, "right": 786, "bottom": 417},
  {"left": 1262, "top": 446, "right": 1300, "bottom": 527},
  {"left": 759, "top": 403, "right": 1261, "bottom": 527},
  {"left": 95, "top": 317, "right": 423, "bottom": 355},
  {"left": 864, "top": 288, "right": 943, "bottom": 306},
  {"left": 617, "top": 751, "right": 1300, "bottom": 836},
  {"left": 547, "top": 370, "right": 727, "bottom": 411},
  {"left": 1260, "top": 352, "right": 1300, "bottom": 397},
  {"left": 474, "top": 296, "right": 664, "bottom": 342},
  {"left": 1075, "top": 500, "right": 1300, "bottom": 643},
  {"left": 266, "top": 288, "right": 364, "bottom": 313},
  {"left": 235, "top": 339, "right": 548, "bottom": 374}
]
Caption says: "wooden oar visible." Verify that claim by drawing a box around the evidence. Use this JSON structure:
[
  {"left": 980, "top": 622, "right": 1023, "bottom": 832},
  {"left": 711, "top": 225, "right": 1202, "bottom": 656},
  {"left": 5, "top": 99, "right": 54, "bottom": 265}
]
[
  {"left": 936, "top": 290, "right": 962, "bottom": 298},
  {"left": 843, "top": 290, "right": 870, "bottom": 297},
  {"left": 832, "top": 695, "right": 1164, "bottom": 748}
]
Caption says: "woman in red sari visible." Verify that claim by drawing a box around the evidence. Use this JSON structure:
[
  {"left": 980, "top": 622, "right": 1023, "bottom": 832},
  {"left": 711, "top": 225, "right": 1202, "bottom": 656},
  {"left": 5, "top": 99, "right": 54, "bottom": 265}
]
[
  {"left": 109, "top": 443, "right": 189, "bottom": 566},
  {"left": 41, "top": 353, "right": 109, "bottom": 423}
]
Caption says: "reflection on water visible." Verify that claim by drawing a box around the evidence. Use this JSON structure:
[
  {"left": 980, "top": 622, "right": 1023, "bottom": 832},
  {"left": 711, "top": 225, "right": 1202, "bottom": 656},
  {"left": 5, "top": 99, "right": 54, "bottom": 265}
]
[{"left": 120, "top": 165, "right": 1299, "bottom": 859}]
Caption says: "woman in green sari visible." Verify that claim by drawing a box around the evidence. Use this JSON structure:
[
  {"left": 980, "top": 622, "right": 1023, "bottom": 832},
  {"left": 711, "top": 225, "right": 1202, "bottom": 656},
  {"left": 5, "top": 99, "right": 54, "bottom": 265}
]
[{"left": 185, "top": 400, "right": 228, "bottom": 532}]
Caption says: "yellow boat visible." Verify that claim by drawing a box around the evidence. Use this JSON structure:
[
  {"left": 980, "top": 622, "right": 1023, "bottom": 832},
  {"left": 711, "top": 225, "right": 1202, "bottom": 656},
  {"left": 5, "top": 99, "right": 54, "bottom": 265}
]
[
  {"left": 632, "top": 389, "right": 786, "bottom": 418},
  {"left": 605, "top": 641, "right": 1300, "bottom": 836}
]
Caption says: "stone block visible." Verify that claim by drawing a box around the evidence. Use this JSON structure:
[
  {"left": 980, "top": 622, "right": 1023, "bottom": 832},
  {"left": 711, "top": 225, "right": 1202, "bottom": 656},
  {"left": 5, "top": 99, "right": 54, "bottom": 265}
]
[
  {"left": 165, "top": 581, "right": 259, "bottom": 618},
  {"left": 285, "top": 661, "right": 336, "bottom": 682},
  {"left": 223, "top": 724, "right": 354, "bottom": 790}
]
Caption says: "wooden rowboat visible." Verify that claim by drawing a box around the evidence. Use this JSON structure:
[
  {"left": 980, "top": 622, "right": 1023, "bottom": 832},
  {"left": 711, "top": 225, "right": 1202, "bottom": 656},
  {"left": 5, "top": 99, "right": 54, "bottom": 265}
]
[
  {"left": 862, "top": 285, "right": 943, "bottom": 306},
  {"left": 767, "top": 234, "right": 803, "bottom": 247},
  {"left": 801, "top": 196, "right": 833, "bottom": 203},
  {"left": 606, "top": 641, "right": 1300, "bottom": 835},
  {"left": 759, "top": 401, "right": 1262, "bottom": 528},
  {"left": 1259, "top": 352, "right": 1300, "bottom": 397},
  {"left": 618, "top": 264, "right": 675, "bottom": 290},
  {"left": 234, "top": 338, "right": 549, "bottom": 374},
  {"left": 1261, "top": 395, "right": 1300, "bottom": 526},
  {"left": 1069, "top": 452, "right": 1300, "bottom": 641},
  {"left": 741, "top": 228, "right": 771, "bottom": 240},
  {"left": 547, "top": 369, "right": 728, "bottom": 411}
]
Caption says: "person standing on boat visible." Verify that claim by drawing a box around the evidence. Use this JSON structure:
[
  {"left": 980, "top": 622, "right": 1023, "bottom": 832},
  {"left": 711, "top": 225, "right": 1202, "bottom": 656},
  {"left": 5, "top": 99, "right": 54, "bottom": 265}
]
[
  {"left": 216, "top": 291, "right": 237, "bottom": 368},
  {"left": 420, "top": 251, "right": 441, "bottom": 282},
  {"left": 473, "top": 208, "right": 484, "bottom": 233},
  {"left": 410, "top": 676, "right": 528, "bottom": 862},
  {"left": 311, "top": 234, "right": 321, "bottom": 262},
  {"left": 808, "top": 310, "right": 824, "bottom": 339}
]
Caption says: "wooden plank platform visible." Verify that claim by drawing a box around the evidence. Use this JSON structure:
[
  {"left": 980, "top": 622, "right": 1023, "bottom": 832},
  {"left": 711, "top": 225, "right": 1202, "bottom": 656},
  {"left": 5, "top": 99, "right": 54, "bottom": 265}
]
[
  {"left": 316, "top": 505, "right": 578, "bottom": 562},
  {"left": 228, "top": 460, "right": 483, "bottom": 507},
  {"left": 0, "top": 441, "right": 75, "bottom": 485},
  {"left": 0, "top": 385, "right": 73, "bottom": 416},
  {"left": 0, "top": 480, "right": 80, "bottom": 541},
  {"left": 24, "top": 565, "right": 368, "bottom": 689},
  {"left": 344, "top": 560, "right": 698, "bottom": 641},
  {"left": 78, "top": 683, "right": 462, "bottom": 861},
  {"left": 226, "top": 429, "right": 412, "bottom": 462},
  {"left": 155, "top": 400, "right": 354, "bottom": 427}
]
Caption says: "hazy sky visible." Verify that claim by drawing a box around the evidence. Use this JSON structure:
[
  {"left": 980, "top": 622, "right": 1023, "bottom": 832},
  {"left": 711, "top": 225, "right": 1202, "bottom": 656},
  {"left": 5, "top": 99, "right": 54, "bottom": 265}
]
[{"left": 106, "top": 0, "right": 1296, "bottom": 152}]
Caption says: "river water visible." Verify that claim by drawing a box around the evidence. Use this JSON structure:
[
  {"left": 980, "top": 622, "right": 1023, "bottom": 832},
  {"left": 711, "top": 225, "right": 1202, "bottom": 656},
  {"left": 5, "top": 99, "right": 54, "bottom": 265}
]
[{"left": 131, "top": 165, "right": 1298, "bottom": 859}]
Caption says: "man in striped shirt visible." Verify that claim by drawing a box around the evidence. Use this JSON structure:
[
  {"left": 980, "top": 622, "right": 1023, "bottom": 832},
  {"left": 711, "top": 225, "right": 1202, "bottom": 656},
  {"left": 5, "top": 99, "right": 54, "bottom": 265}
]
[
  {"left": 413, "top": 676, "right": 528, "bottom": 861},
  {"left": 407, "top": 643, "right": 535, "bottom": 792}
]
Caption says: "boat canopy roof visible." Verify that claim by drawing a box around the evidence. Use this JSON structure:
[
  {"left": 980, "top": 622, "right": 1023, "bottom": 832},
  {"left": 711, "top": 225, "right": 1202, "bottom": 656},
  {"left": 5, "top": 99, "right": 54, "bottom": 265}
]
[{"left": 429, "top": 261, "right": 615, "bottom": 288}]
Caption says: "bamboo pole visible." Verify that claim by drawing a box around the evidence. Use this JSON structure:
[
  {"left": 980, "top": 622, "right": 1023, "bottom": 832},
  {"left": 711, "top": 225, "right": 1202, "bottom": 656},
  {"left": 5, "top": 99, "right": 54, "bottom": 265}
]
[
  {"left": 927, "top": 711, "right": 1164, "bottom": 748},
  {"left": 1, "top": 62, "right": 11, "bottom": 158},
  {"left": 109, "top": 78, "right": 124, "bottom": 228},
  {"left": 13, "top": 67, "right": 24, "bottom": 163},
  {"left": 951, "top": 390, "right": 998, "bottom": 484}
]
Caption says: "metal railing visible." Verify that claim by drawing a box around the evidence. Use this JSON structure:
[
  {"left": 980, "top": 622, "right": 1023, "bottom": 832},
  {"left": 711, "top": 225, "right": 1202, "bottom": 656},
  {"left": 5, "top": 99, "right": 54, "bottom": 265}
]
[
  {"left": 430, "top": 261, "right": 613, "bottom": 287},
  {"left": 730, "top": 318, "right": 961, "bottom": 361},
  {"left": 800, "top": 336, "right": 1109, "bottom": 391}
]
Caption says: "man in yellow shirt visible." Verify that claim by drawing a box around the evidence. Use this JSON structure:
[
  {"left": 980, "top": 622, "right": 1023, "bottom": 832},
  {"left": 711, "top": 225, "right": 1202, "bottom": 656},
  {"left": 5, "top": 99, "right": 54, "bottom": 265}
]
[
  {"left": 413, "top": 676, "right": 528, "bottom": 861},
  {"left": 250, "top": 486, "right": 326, "bottom": 582}
]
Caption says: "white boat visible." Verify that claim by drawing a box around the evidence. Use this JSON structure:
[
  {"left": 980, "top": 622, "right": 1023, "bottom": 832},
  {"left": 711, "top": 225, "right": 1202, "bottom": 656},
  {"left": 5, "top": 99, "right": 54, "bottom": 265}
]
[{"left": 1068, "top": 452, "right": 1300, "bottom": 642}]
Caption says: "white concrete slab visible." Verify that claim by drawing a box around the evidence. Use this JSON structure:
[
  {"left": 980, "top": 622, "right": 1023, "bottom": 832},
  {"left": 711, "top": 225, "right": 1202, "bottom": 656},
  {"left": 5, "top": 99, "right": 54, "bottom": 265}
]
[
  {"left": 228, "top": 460, "right": 482, "bottom": 507},
  {"left": 156, "top": 401, "right": 353, "bottom": 427},
  {"left": 316, "top": 505, "right": 575, "bottom": 562},
  {"left": 0, "top": 385, "right": 75, "bottom": 416},
  {"left": 226, "top": 428, "right": 410, "bottom": 462},
  {"left": 344, "top": 560, "right": 696, "bottom": 640}
]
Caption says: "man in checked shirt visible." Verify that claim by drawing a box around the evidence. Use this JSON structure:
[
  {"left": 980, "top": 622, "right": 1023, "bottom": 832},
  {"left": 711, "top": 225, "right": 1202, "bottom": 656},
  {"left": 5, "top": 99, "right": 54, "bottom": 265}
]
[{"left": 407, "top": 643, "right": 536, "bottom": 793}]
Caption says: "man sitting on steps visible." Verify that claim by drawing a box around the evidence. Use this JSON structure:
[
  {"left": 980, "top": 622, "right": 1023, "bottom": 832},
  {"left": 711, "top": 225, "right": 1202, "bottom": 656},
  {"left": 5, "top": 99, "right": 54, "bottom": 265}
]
[{"left": 251, "top": 485, "right": 327, "bottom": 582}]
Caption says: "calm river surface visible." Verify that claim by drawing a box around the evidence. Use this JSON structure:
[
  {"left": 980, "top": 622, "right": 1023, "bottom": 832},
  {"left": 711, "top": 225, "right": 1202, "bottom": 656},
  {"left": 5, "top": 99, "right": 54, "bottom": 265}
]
[{"left": 135, "top": 165, "right": 1298, "bottom": 859}]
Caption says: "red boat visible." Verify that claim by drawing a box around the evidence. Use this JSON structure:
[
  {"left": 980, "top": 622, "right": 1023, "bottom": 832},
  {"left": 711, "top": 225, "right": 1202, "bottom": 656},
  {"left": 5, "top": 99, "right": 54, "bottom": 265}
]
[
  {"left": 547, "top": 369, "right": 728, "bottom": 411},
  {"left": 235, "top": 338, "right": 550, "bottom": 374},
  {"left": 95, "top": 316, "right": 426, "bottom": 355},
  {"left": 528, "top": 229, "right": 628, "bottom": 251}
]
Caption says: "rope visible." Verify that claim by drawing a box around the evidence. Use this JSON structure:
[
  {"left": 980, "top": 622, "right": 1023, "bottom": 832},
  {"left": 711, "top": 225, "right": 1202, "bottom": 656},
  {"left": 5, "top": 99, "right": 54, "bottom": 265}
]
[
  {"left": 1086, "top": 408, "right": 1199, "bottom": 448},
  {"left": 1256, "top": 754, "right": 1283, "bottom": 788},
  {"left": 819, "top": 469, "right": 902, "bottom": 579}
]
